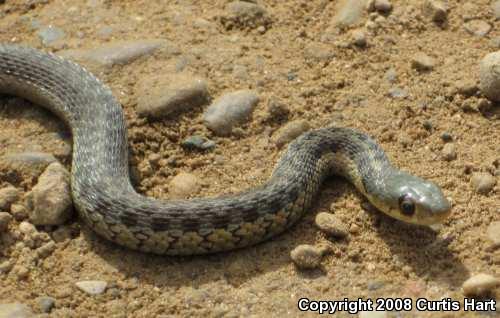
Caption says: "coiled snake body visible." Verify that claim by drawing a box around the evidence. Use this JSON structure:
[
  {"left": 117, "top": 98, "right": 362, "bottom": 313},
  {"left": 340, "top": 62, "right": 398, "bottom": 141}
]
[{"left": 0, "top": 45, "right": 451, "bottom": 255}]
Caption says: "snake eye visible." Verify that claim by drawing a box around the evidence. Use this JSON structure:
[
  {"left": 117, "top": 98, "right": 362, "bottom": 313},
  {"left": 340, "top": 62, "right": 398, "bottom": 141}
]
[{"left": 398, "top": 195, "right": 415, "bottom": 216}]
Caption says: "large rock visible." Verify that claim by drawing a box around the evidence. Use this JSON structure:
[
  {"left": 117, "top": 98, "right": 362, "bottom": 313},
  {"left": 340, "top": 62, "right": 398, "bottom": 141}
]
[{"left": 26, "top": 162, "right": 73, "bottom": 225}]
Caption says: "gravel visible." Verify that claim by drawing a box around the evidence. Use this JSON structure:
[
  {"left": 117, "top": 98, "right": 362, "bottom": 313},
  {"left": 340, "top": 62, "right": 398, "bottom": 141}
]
[
  {"left": 315, "top": 212, "right": 349, "bottom": 238},
  {"left": 0, "top": 212, "right": 12, "bottom": 232},
  {"left": 442, "top": 143, "right": 457, "bottom": 161},
  {"left": 0, "top": 186, "right": 20, "bottom": 211},
  {"left": 203, "top": 90, "right": 259, "bottom": 136},
  {"left": 470, "top": 172, "right": 496, "bottom": 194},
  {"left": 26, "top": 162, "right": 73, "bottom": 225},
  {"left": 0, "top": 303, "right": 33, "bottom": 318},
  {"left": 487, "top": 221, "right": 500, "bottom": 248},
  {"left": 462, "top": 274, "right": 500, "bottom": 297},
  {"left": 290, "top": 244, "right": 323, "bottom": 269},
  {"left": 411, "top": 53, "right": 436, "bottom": 72},
  {"left": 272, "top": 120, "right": 310, "bottom": 148},
  {"left": 75, "top": 280, "right": 108, "bottom": 295},
  {"left": 136, "top": 73, "right": 209, "bottom": 119},
  {"left": 479, "top": 51, "right": 500, "bottom": 102},
  {"left": 169, "top": 172, "right": 201, "bottom": 198}
]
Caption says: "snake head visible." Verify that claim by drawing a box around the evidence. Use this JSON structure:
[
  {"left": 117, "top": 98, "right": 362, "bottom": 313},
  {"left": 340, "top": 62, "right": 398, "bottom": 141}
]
[{"left": 378, "top": 171, "right": 452, "bottom": 225}]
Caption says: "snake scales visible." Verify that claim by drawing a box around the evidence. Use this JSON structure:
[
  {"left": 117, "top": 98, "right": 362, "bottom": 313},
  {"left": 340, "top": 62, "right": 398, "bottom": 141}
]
[{"left": 0, "top": 44, "right": 451, "bottom": 255}]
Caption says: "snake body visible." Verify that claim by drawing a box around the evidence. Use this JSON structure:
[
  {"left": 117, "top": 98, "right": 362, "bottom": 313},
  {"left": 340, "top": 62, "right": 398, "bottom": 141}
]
[{"left": 0, "top": 44, "right": 451, "bottom": 255}]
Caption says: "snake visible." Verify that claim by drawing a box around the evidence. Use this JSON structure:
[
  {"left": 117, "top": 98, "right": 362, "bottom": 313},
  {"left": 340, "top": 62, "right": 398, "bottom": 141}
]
[{"left": 0, "top": 44, "right": 452, "bottom": 255}]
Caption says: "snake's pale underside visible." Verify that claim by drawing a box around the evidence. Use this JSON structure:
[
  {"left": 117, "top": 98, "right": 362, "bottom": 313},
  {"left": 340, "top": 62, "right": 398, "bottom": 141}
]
[{"left": 0, "top": 44, "right": 451, "bottom": 255}]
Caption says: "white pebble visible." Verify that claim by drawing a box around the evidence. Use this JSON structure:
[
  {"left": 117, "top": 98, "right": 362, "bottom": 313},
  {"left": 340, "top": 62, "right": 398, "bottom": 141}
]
[
  {"left": 75, "top": 280, "right": 108, "bottom": 295},
  {"left": 462, "top": 274, "right": 500, "bottom": 297}
]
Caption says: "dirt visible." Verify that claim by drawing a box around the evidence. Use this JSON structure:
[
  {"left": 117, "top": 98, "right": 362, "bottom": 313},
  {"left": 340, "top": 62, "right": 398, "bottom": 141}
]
[{"left": 0, "top": 0, "right": 499, "bottom": 317}]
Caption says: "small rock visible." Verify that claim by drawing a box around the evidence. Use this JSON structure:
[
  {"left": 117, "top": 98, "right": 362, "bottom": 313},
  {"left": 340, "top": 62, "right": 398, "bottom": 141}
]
[
  {"left": 0, "top": 212, "right": 12, "bottom": 232},
  {"left": 169, "top": 172, "right": 201, "bottom": 198},
  {"left": 266, "top": 98, "right": 290, "bottom": 121},
  {"left": 471, "top": 172, "right": 496, "bottom": 194},
  {"left": 333, "top": 0, "right": 366, "bottom": 27},
  {"left": 462, "top": 274, "right": 500, "bottom": 297},
  {"left": 36, "top": 296, "right": 55, "bottom": 313},
  {"left": 75, "top": 280, "right": 108, "bottom": 295},
  {"left": 384, "top": 68, "right": 397, "bottom": 83},
  {"left": 273, "top": 120, "right": 310, "bottom": 148},
  {"left": 464, "top": 20, "right": 491, "bottom": 37},
  {"left": 455, "top": 79, "right": 478, "bottom": 97},
  {"left": 374, "top": 0, "right": 392, "bottom": 13},
  {"left": 221, "top": 1, "right": 271, "bottom": 30},
  {"left": 18, "top": 221, "right": 37, "bottom": 236},
  {"left": 181, "top": 136, "right": 215, "bottom": 151},
  {"left": 411, "top": 53, "right": 435, "bottom": 72},
  {"left": 0, "top": 186, "right": 20, "bottom": 211},
  {"left": 290, "top": 244, "right": 323, "bottom": 269},
  {"left": 442, "top": 143, "right": 457, "bottom": 161},
  {"left": 388, "top": 87, "right": 408, "bottom": 99},
  {"left": 493, "top": 1, "right": 500, "bottom": 20},
  {"left": 15, "top": 266, "right": 29, "bottom": 280},
  {"left": 10, "top": 204, "right": 28, "bottom": 221},
  {"left": 0, "top": 152, "right": 57, "bottom": 177},
  {"left": 136, "top": 73, "right": 209, "bottom": 119},
  {"left": 479, "top": 52, "right": 500, "bottom": 102},
  {"left": 440, "top": 132, "right": 453, "bottom": 142},
  {"left": 59, "top": 40, "right": 167, "bottom": 67},
  {"left": 0, "top": 303, "right": 33, "bottom": 318},
  {"left": 351, "top": 29, "right": 367, "bottom": 47},
  {"left": 203, "top": 90, "right": 259, "bottom": 136},
  {"left": 0, "top": 261, "right": 13, "bottom": 274},
  {"left": 36, "top": 241, "right": 56, "bottom": 259},
  {"left": 487, "top": 221, "right": 500, "bottom": 248},
  {"left": 422, "top": 0, "right": 447, "bottom": 23},
  {"left": 37, "top": 26, "right": 65, "bottom": 46},
  {"left": 26, "top": 162, "right": 73, "bottom": 225},
  {"left": 315, "top": 212, "right": 349, "bottom": 238}
]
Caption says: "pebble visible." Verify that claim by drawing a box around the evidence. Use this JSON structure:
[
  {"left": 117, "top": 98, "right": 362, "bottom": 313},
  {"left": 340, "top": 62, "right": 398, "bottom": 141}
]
[
  {"left": 442, "top": 143, "right": 457, "bottom": 161},
  {"left": 0, "top": 303, "right": 33, "bottom": 318},
  {"left": 455, "top": 79, "right": 478, "bottom": 97},
  {"left": 222, "top": 1, "right": 270, "bottom": 30},
  {"left": 0, "top": 186, "right": 20, "bottom": 211},
  {"left": 487, "top": 221, "right": 500, "bottom": 248},
  {"left": 0, "top": 212, "right": 12, "bottom": 232},
  {"left": 181, "top": 135, "right": 216, "bottom": 151},
  {"left": 0, "top": 261, "right": 13, "bottom": 274},
  {"left": 423, "top": 0, "right": 447, "bottom": 23},
  {"left": 26, "top": 162, "right": 73, "bottom": 225},
  {"left": 411, "top": 53, "right": 435, "bottom": 72},
  {"left": 59, "top": 40, "right": 167, "bottom": 67},
  {"left": 464, "top": 20, "right": 491, "bottom": 37},
  {"left": 290, "top": 244, "right": 323, "bottom": 269},
  {"left": 333, "top": 0, "right": 366, "bottom": 27},
  {"left": 267, "top": 98, "right": 290, "bottom": 121},
  {"left": 384, "top": 68, "right": 397, "bottom": 83},
  {"left": 440, "top": 132, "right": 453, "bottom": 142},
  {"left": 272, "top": 120, "right": 310, "bottom": 148},
  {"left": 0, "top": 152, "right": 57, "bottom": 177},
  {"left": 373, "top": 0, "right": 392, "bottom": 13},
  {"left": 203, "top": 90, "right": 259, "bottom": 136},
  {"left": 493, "top": 1, "right": 500, "bottom": 20},
  {"left": 37, "top": 241, "right": 56, "bottom": 259},
  {"left": 37, "top": 25, "right": 65, "bottom": 46},
  {"left": 350, "top": 29, "right": 367, "bottom": 47},
  {"left": 10, "top": 204, "right": 28, "bottom": 221},
  {"left": 479, "top": 51, "right": 500, "bottom": 102},
  {"left": 136, "top": 73, "right": 209, "bottom": 119},
  {"left": 36, "top": 296, "right": 55, "bottom": 313},
  {"left": 315, "top": 212, "right": 349, "bottom": 238},
  {"left": 169, "top": 172, "right": 201, "bottom": 198},
  {"left": 75, "top": 280, "right": 108, "bottom": 295},
  {"left": 19, "top": 221, "right": 37, "bottom": 236},
  {"left": 471, "top": 172, "right": 496, "bottom": 194},
  {"left": 388, "top": 87, "right": 408, "bottom": 99},
  {"left": 15, "top": 265, "right": 29, "bottom": 280},
  {"left": 462, "top": 274, "right": 500, "bottom": 297}
]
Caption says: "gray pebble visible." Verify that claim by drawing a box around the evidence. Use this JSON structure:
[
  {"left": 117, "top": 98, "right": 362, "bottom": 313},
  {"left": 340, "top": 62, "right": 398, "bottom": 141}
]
[
  {"left": 0, "top": 186, "right": 20, "bottom": 211},
  {"left": 37, "top": 26, "right": 65, "bottom": 46},
  {"left": 388, "top": 87, "right": 408, "bottom": 99},
  {"left": 181, "top": 135, "right": 215, "bottom": 151},
  {"left": 411, "top": 53, "right": 435, "bottom": 72},
  {"left": 203, "top": 90, "right": 259, "bottom": 136},
  {"left": 137, "top": 73, "right": 209, "bottom": 119},
  {"left": 26, "top": 162, "right": 73, "bottom": 225},
  {"left": 351, "top": 29, "right": 367, "bottom": 47},
  {"left": 479, "top": 52, "right": 500, "bottom": 102},
  {"left": 462, "top": 274, "right": 500, "bottom": 297},
  {"left": 487, "top": 221, "right": 500, "bottom": 248},
  {"left": 272, "top": 120, "right": 310, "bottom": 148},
  {"left": 464, "top": 20, "right": 491, "bottom": 37},
  {"left": 422, "top": 0, "right": 447, "bottom": 23},
  {"left": 59, "top": 40, "right": 167, "bottom": 67},
  {"left": 333, "top": 0, "right": 366, "bottom": 27},
  {"left": 75, "top": 280, "right": 108, "bottom": 295},
  {"left": 442, "top": 143, "right": 457, "bottom": 161},
  {"left": 36, "top": 296, "right": 55, "bottom": 313},
  {"left": 471, "top": 172, "right": 496, "bottom": 194},
  {"left": 290, "top": 244, "right": 323, "bottom": 269},
  {"left": 0, "top": 303, "right": 33, "bottom": 318},
  {"left": 440, "top": 132, "right": 453, "bottom": 142},
  {"left": 315, "top": 212, "right": 349, "bottom": 238},
  {"left": 0, "top": 212, "right": 12, "bottom": 232}
]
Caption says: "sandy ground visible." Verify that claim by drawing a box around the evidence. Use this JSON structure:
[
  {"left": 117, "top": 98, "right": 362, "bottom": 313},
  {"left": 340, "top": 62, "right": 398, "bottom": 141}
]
[{"left": 0, "top": 0, "right": 499, "bottom": 317}]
